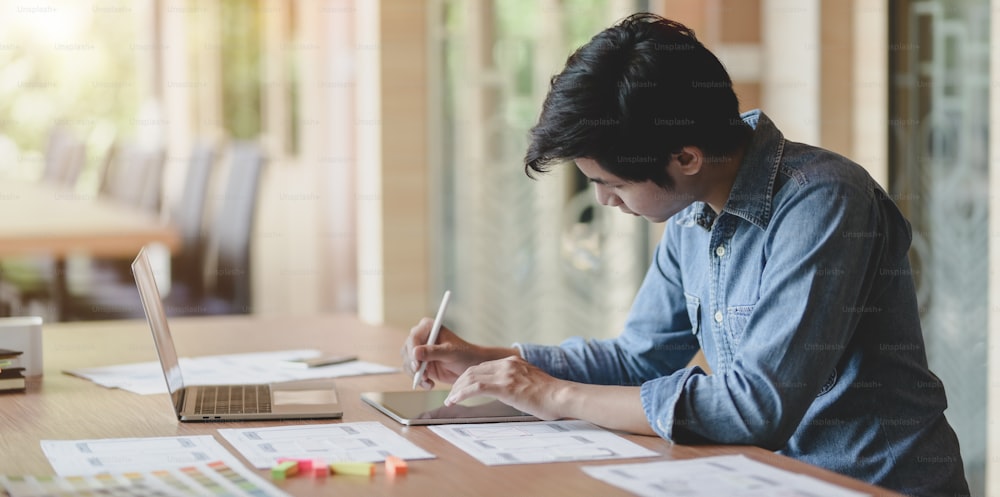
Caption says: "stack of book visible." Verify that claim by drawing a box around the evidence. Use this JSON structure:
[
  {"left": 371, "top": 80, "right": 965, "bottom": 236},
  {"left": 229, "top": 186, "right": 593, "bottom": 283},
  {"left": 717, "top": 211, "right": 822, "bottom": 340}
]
[{"left": 0, "top": 348, "right": 26, "bottom": 392}]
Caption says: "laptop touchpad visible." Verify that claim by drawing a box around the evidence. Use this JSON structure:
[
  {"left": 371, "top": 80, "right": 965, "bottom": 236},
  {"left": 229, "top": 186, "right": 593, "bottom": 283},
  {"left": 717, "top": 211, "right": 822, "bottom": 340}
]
[
  {"left": 274, "top": 389, "right": 339, "bottom": 405},
  {"left": 272, "top": 378, "right": 340, "bottom": 406}
]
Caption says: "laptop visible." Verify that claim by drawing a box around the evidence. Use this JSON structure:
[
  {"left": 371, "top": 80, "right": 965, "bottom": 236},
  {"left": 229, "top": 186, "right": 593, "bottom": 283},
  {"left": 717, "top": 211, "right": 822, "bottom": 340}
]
[{"left": 131, "top": 246, "right": 343, "bottom": 421}]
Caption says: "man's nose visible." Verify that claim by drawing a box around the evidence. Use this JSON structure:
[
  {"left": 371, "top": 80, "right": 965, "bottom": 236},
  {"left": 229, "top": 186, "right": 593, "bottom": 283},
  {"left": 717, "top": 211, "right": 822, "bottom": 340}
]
[
  {"left": 594, "top": 184, "right": 620, "bottom": 206},
  {"left": 594, "top": 183, "right": 622, "bottom": 207}
]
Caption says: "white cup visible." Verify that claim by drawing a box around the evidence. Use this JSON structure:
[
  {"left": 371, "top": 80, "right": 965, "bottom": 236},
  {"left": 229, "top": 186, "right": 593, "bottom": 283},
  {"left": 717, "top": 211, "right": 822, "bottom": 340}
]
[{"left": 0, "top": 316, "right": 43, "bottom": 376}]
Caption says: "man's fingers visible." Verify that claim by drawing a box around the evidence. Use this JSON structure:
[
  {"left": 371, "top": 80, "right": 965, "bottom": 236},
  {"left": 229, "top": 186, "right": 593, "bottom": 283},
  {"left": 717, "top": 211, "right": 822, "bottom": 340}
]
[
  {"left": 403, "top": 316, "right": 440, "bottom": 372},
  {"left": 443, "top": 364, "right": 492, "bottom": 406},
  {"left": 415, "top": 339, "right": 454, "bottom": 362},
  {"left": 406, "top": 317, "right": 436, "bottom": 348}
]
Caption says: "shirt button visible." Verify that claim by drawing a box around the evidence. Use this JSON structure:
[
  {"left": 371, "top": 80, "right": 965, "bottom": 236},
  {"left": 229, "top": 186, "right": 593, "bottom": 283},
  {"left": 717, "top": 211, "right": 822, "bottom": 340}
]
[
  {"left": 715, "top": 246, "right": 725, "bottom": 257},
  {"left": 714, "top": 311, "right": 724, "bottom": 323}
]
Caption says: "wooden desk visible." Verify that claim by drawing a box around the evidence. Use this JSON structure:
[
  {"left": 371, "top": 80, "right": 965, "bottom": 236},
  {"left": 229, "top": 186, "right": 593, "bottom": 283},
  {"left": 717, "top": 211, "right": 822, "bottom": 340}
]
[
  {"left": 0, "top": 179, "right": 179, "bottom": 258},
  {"left": 0, "top": 315, "right": 903, "bottom": 496}
]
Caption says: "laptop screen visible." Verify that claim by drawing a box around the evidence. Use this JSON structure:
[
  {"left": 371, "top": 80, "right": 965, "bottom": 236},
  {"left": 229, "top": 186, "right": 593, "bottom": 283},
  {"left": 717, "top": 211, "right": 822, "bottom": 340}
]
[{"left": 132, "top": 246, "right": 185, "bottom": 412}]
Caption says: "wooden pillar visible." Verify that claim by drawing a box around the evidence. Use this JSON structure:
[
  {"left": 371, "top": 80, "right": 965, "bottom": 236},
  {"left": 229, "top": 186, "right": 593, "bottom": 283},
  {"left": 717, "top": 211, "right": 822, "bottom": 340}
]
[
  {"left": 319, "top": 0, "right": 359, "bottom": 312},
  {"left": 761, "top": 0, "right": 820, "bottom": 144},
  {"left": 852, "top": 0, "right": 888, "bottom": 187},
  {"left": 355, "top": 0, "right": 430, "bottom": 327},
  {"left": 819, "top": 0, "right": 854, "bottom": 159}
]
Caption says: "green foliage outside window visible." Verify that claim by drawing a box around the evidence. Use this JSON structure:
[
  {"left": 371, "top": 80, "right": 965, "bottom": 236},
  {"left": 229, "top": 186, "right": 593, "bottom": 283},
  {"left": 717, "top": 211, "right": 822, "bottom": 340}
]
[
  {"left": 219, "top": 0, "right": 262, "bottom": 140},
  {"left": 0, "top": 3, "right": 138, "bottom": 184}
]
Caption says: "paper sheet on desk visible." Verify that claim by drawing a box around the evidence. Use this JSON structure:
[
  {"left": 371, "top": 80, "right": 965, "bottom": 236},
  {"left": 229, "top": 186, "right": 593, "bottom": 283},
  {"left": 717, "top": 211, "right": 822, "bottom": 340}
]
[
  {"left": 64, "top": 349, "right": 398, "bottom": 395},
  {"left": 428, "top": 420, "right": 659, "bottom": 465},
  {"left": 40, "top": 435, "right": 242, "bottom": 475},
  {"left": 582, "top": 454, "right": 869, "bottom": 497},
  {"left": 218, "top": 421, "right": 436, "bottom": 469}
]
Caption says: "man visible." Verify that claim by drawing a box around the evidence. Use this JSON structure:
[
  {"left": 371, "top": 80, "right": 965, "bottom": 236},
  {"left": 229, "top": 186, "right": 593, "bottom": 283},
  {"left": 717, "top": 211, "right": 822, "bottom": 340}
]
[{"left": 403, "top": 13, "right": 969, "bottom": 496}]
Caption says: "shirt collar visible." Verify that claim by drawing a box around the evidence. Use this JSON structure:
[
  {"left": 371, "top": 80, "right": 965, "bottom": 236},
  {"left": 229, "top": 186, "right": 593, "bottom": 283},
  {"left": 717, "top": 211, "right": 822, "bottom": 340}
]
[
  {"left": 673, "top": 110, "right": 785, "bottom": 231},
  {"left": 722, "top": 109, "right": 785, "bottom": 230}
]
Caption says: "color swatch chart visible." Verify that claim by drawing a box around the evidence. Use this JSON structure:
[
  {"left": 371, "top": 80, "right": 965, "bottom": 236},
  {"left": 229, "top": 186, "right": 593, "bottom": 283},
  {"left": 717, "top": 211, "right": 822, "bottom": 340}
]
[{"left": 0, "top": 461, "right": 290, "bottom": 497}]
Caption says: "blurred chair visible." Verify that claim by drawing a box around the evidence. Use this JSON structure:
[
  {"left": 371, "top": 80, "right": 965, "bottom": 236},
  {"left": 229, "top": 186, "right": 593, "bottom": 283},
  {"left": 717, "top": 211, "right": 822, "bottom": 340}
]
[
  {"left": 99, "top": 141, "right": 166, "bottom": 213},
  {"left": 61, "top": 141, "right": 168, "bottom": 300},
  {"left": 62, "top": 141, "right": 216, "bottom": 320},
  {"left": 64, "top": 140, "right": 264, "bottom": 320},
  {"left": 167, "top": 142, "right": 218, "bottom": 301},
  {"left": 41, "top": 125, "right": 86, "bottom": 188},
  {"left": 198, "top": 141, "right": 266, "bottom": 314}
]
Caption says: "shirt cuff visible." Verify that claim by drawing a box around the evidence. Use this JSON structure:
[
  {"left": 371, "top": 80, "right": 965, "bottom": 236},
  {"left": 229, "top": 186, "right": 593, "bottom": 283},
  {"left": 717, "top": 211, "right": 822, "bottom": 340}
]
[
  {"left": 640, "top": 366, "right": 704, "bottom": 442},
  {"left": 511, "top": 342, "right": 525, "bottom": 358},
  {"left": 511, "top": 342, "right": 569, "bottom": 378}
]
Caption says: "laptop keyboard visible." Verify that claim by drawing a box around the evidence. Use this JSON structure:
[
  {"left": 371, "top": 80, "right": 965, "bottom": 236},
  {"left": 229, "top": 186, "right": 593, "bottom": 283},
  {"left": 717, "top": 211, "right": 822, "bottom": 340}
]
[{"left": 193, "top": 385, "right": 272, "bottom": 414}]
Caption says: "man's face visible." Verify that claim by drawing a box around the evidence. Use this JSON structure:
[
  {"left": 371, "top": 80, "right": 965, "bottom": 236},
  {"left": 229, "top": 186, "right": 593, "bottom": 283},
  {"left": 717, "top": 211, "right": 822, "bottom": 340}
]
[{"left": 574, "top": 157, "right": 696, "bottom": 223}]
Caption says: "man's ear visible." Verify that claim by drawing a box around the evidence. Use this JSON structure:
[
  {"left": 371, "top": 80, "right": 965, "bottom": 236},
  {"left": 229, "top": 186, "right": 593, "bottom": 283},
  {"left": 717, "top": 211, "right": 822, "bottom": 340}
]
[{"left": 673, "top": 146, "right": 705, "bottom": 176}]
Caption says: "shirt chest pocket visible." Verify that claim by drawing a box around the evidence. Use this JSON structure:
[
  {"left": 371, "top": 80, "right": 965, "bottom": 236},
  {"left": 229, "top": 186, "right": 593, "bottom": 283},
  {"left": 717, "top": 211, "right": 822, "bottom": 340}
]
[
  {"left": 726, "top": 305, "right": 755, "bottom": 347},
  {"left": 684, "top": 293, "right": 701, "bottom": 336}
]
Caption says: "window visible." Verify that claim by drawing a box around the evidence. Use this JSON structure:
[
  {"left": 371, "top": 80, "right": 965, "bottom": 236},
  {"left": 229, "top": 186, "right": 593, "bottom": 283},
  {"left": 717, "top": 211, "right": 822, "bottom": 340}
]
[{"left": 435, "top": 0, "right": 649, "bottom": 346}]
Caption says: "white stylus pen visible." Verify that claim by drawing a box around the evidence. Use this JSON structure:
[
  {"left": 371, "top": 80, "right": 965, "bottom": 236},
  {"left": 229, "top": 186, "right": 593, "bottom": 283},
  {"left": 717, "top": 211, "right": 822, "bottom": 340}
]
[{"left": 411, "top": 290, "right": 452, "bottom": 390}]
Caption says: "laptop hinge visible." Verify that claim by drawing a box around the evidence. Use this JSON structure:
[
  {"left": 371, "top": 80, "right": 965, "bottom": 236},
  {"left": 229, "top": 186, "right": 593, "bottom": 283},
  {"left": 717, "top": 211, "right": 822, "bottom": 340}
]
[{"left": 174, "top": 388, "right": 188, "bottom": 417}]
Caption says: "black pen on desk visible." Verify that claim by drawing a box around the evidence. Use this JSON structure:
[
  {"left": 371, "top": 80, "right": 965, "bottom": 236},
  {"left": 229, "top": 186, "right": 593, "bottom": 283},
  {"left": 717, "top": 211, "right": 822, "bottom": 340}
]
[
  {"left": 281, "top": 355, "right": 358, "bottom": 369},
  {"left": 411, "top": 290, "right": 451, "bottom": 390}
]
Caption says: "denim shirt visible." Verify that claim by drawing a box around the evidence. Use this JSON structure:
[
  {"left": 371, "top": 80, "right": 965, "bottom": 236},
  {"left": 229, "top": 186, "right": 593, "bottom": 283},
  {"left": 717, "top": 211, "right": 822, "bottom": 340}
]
[{"left": 518, "top": 111, "right": 969, "bottom": 496}]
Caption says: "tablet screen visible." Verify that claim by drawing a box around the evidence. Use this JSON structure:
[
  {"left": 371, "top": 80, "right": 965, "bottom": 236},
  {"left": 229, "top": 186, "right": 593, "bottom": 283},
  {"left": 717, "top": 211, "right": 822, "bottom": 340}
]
[{"left": 361, "top": 390, "right": 538, "bottom": 425}]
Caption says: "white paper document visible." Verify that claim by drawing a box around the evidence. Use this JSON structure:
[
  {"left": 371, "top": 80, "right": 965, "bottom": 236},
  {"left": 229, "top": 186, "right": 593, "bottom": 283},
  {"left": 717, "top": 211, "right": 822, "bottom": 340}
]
[
  {"left": 581, "top": 454, "right": 870, "bottom": 497},
  {"left": 65, "top": 349, "right": 398, "bottom": 395},
  {"left": 40, "top": 435, "right": 244, "bottom": 476},
  {"left": 217, "top": 421, "right": 436, "bottom": 469},
  {"left": 428, "top": 420, "right": 659, "bottom": 465}
]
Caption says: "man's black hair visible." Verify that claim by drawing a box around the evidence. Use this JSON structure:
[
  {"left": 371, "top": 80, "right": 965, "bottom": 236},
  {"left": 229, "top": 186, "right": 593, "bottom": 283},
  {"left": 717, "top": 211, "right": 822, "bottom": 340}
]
[{"left": 524, "top": 13, "right": 750, "bottom": 187}]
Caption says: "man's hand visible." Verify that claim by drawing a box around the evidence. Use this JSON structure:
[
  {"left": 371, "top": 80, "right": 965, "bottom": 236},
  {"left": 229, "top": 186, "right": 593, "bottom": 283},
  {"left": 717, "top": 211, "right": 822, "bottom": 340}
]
[
  {"left": 403, "top": 321, "right": 655, "bottom": 436},
  {"left": 443, "top": 356, "right": 570, "bottom": 421},
  {"left": 401, "top": 317, "right": 519, "bottom": 389},
  {"left": 444, "top": 355, "right": 657, "bottom": 435}
]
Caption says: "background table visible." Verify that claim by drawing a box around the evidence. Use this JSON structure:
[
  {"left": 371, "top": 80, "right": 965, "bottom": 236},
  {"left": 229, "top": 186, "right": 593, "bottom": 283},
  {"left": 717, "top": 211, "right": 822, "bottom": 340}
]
[
  {"left": 0, "top": 179, "right": 179, "bottom": 258},
  {"left": 0, "top": 314, "right": 903, "bottom": 496},
  {"left": 0, "top": 179, "right": 179, "bottom": 319}
]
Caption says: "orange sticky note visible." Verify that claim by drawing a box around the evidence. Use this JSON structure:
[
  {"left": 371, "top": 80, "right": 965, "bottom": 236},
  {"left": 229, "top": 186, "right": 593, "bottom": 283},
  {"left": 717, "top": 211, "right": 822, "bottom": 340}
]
[{"left": 384, "top": 456, "right": 408, "bottom": 476}]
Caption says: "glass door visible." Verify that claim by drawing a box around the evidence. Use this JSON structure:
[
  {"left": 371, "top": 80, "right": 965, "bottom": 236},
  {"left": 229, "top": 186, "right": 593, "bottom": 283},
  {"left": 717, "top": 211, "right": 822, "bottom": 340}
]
[{"left": 889, "top": 0, "right": 989, "bottom": 493}]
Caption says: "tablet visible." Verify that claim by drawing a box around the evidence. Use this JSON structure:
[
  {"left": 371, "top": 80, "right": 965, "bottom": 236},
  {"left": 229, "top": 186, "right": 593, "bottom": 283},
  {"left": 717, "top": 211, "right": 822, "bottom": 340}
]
[{"left": 360, "top": 390, "right": 538, "bottom": 425}]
